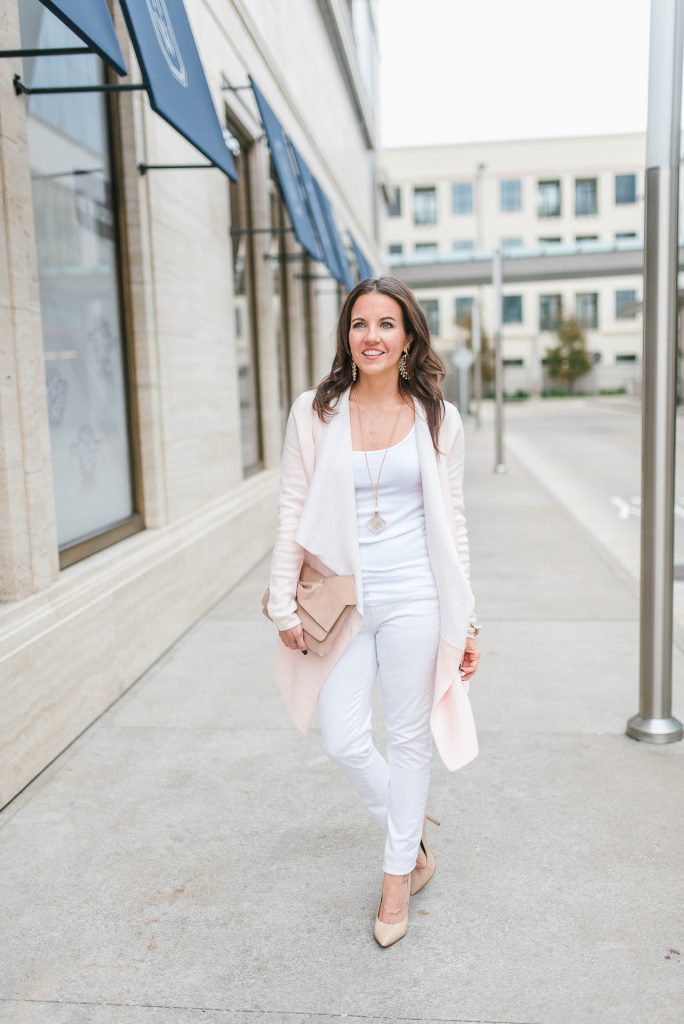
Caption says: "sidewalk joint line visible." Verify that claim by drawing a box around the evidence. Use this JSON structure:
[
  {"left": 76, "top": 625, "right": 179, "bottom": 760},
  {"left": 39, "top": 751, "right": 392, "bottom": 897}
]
[{"left": 0, "top": 997, "right": 543, "bottom": 1024}]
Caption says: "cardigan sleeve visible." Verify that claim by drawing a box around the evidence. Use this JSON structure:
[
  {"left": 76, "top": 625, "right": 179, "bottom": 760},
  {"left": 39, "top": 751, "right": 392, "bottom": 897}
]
[
  {"left": 445, "top": 403, "right": 478, "bottom": 626},
  {"left": 266, "top": 399, "right": 308, "bottom": 632}
]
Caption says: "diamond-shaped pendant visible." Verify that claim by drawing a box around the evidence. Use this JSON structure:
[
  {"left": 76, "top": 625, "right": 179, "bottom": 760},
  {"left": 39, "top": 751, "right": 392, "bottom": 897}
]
[{"left": 367, "top": 511, "right": 386, "bottom": 533}]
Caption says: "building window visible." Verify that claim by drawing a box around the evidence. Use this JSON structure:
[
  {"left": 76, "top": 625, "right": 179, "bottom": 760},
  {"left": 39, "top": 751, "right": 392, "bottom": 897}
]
[
  {"left": 455, "top": 296, "right": 474, "bottom": 325},
  {"left": 302, "top": 255, "right": 316, "bottom": 388},
  {"left": 576, "top": 235, "right": 599, "bottom": 243},
  {"left": 539, "top": 294, "right": 562, "bottom": 331},
  {"left": 575, "top": 178, "right": 598, "bottom": 216},
  {"left": 452, "top": 239, "right": 475, "bottom": 253},
  {"left": 229, "top": 123, "right": 263, "bottom": 473},
  {"left": 538, "top": 236, "right": 562, "bottom": 245},
  {"left": 576, "top": 292, "right": 599, "bottom": 329},
  {"left": 452, "top": 182, "right": 473, "bottom": 214},
  {"left": 503, "top": 358, "right": 525, "bottom": 367},
  {"left": 269, "top": 175, "right": 294, "bottom": 439},
  {"left": 388, "top": 243, "right": 403, "bottom": 257},
  {"left": 616, "top": 289, "right": 638, "bottom": 318},
  {"left": 21, "top": 8, "right": 138, "bottom": 559},
  {"left": 415, "top": 242, "right": 438, "bottom": 256},
  {"left": 413, "top": 186, "right": 437, "bottom": 225},
  {"left": 500, "top": 179, "right": 522, "bottom": 212},
  {"left": 537, "top": 179, "right": 561, "bottom": 217},
  {"left": 501, "top": 236, "right": 523, "bottom": 250},
  {"left": 387, "top": 185, "right": 402, "bottom": 217},
  {"left": 421, "top": 298, "right": 440, "bottom": 336},
  {"left": 503, "top": 295, "right": 523, "bottom": 324},
  {"left": 615, "top": 174, "right": 637, "bottom": 204},
  {"left": 615, "top": 353, "right": 637, "bottom": 362},
  {"left": 615, "top": 231, "right": 637, "bottom": 242}
]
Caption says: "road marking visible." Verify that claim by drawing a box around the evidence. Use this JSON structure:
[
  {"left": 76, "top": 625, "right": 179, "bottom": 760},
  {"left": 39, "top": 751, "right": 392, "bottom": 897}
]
[
  {"left": 611, "top": 496, "right": 684, "bottom": 519},
  {"left": 611, "top": 496, "right": 640, "bottom": 519}
]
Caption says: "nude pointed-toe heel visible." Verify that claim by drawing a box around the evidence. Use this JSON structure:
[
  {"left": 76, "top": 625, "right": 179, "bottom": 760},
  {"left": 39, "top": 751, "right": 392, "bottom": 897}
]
[
  {"left": 410, "top": 812, "right": 441, "bottom": 896},
  {"left": 373, "top": 876, "right": 410, "bottom": 948}
]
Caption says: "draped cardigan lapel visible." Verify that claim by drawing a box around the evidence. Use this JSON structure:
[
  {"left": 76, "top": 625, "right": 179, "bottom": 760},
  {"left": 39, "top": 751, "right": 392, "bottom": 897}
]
[{"left": 271, "top": 385, "right": 478, "bottom": 772}]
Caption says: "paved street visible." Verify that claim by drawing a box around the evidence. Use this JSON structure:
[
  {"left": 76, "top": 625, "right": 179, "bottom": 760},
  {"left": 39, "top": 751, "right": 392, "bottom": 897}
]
[
  {"left": 1, "top": 395, "right": 682, "bottom": 1024},
  {"left": 500, "top": 394, "right": 684, "bottom": 635}
]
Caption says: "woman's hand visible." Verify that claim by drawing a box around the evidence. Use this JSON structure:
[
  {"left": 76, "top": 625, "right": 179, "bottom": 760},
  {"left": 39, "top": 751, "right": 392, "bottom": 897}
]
[
  {"left": 279, "top": 623, "right": 308, "bottom": 654},
  {"left": 459, "top": 637, "right": 480, "bottom": 681}
]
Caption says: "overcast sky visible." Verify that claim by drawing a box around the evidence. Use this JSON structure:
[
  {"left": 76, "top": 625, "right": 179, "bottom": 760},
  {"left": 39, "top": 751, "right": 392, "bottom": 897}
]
[{"left": 376, "top": 0, "right": 655, "bottom": 148}]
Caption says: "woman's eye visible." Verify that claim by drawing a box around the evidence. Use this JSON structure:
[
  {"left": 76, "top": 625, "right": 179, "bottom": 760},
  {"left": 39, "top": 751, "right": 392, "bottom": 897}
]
[
  {"left": 352, "top": 321, "right": 364, "bottom": 328},
  {"left": 381, "top": 321, "right": 393, "bottom": 329}
]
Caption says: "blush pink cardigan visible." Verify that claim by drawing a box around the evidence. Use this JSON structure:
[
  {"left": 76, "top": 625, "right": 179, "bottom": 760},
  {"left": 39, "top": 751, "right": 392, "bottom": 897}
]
[{"left": 266, "top": 384, "right": 478, "bottom": 771}]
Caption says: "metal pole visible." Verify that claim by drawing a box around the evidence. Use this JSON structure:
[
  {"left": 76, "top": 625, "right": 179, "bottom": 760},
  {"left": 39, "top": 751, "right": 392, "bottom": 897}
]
[
  {"left": 493, "top": 248, "right": 506, "bottom": 473},
  {"left": 626, "top": 0, "right": 683, "bottom": 743},
  {"left": 474, "top": 162, "right": 486, "bottom": 431},
  {"left": 458, "top": 352, "right": 469, "bottom": 414},
  {"left": 472, "top": 297, "right": 482, "bottom": 429}
]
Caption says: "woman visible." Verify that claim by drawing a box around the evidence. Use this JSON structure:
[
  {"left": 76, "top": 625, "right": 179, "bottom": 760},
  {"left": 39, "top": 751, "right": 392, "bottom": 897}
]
[{"left": 265, "top": 276, "right": 481, "bottom": 948}]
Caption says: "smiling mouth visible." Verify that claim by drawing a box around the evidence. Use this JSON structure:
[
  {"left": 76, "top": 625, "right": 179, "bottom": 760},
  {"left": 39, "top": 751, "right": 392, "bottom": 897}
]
[{"left": 362, "top": 351, "right": 385, "bottom": 358}]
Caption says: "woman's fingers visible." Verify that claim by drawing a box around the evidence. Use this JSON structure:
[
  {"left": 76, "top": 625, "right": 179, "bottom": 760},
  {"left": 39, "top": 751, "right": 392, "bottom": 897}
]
[
  {"left": 292, "top": 624, "right": 307, "bottom": 652},
  {"left": 460, "top": 643, "right": 481, "bottom": 680},
  {"left": 279, "top": 624, "right": 308, "bottom": 653}
]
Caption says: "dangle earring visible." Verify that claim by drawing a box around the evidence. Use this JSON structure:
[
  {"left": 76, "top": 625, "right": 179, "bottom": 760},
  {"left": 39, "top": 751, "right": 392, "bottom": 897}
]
[
  {"left": 399, "top": 348, "right": 410, "bottom": 381},
  {"left": 351, "top": 357, "right": 358, "bottom": 382}
]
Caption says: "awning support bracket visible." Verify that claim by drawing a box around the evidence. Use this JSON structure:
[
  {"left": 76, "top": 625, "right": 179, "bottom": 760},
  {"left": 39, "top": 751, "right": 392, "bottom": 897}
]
[
  {"left": 0, "top": 47, "right": 92, "bottom": 58},
  {"left": 13, "top": 74, "right": 145, "bottom": 96},
  {"left": 138, "top": 163, "right": 214, "bottom": 174},
  {"left": 264, "top": 252, "right": 307, "bottom": 262},
  {"left": 230, "top": 226, "right": 294, "bottom": 236}
]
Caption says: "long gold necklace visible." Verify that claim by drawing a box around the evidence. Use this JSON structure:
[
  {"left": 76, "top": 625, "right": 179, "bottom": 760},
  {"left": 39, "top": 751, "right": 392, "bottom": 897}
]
[{"left": 352, "top": 392, "right": 405, "bottom": 534}]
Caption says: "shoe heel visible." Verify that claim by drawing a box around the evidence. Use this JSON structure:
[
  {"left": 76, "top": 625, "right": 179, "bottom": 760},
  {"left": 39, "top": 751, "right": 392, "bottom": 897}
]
[
  {"left": 410, "top": 813, "right": 440, "bottom": 896},
  {"left": 374, "top": 877, "right": 410, "bottom": 948}
]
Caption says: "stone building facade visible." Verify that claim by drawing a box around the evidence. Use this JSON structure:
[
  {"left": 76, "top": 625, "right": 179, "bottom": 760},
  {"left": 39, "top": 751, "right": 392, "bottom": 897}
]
[{"left": 0, "top": 0, "right": 381, "bottom": 806}]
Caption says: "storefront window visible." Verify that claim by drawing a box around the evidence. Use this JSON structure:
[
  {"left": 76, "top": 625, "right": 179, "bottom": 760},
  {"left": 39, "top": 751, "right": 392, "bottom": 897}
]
[
  {"left": 269, "top": 174, "right": 292, "bottom": 436},
  {"left": 20, "top": 4, "right": 136, "bottom": 553},
  {"left": 227, "top": 123, "right": 262, "bottom": 473},
  {"left": 312, "top": 279, "right": 340, "bottom": 383},
  {"left": 300, "top": 254, "right": 315, "bottom": 387}
]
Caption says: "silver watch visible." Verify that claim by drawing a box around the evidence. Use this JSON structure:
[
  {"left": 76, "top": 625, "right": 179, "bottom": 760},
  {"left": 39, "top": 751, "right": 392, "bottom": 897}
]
[{"left": 466, "top": 621, "right": 482, "bottom": 638}]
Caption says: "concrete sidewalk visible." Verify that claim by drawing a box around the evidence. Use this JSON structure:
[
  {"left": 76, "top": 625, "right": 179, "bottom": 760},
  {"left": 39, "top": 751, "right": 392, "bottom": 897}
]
[{"left": 1, "top": 402, "right": 683, "bottom": 1024}]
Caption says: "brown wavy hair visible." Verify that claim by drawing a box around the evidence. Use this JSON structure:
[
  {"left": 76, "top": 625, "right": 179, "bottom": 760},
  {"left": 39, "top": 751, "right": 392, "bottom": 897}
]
[{"left": 312, "top": 276, "right": 447, "bottom": 453}]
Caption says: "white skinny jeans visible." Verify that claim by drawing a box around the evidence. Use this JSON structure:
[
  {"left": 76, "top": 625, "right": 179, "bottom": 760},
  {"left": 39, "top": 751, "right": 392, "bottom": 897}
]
[{"left": 317, "top": 595, "right": 441, "bottom": 875}]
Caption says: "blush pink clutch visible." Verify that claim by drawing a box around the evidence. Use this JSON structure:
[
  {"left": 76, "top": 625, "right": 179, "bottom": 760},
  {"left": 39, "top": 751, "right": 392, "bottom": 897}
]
[{"left": 261, "top": 562, "right": 356, "bottom": 656}]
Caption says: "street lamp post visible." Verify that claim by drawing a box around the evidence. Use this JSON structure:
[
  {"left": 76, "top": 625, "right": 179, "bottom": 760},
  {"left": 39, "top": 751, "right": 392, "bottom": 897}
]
[
  {"left": 493, "top": 247, "right": 506, "bottom": 473},
  {"left": 474, "top": 162, "right": 486, "bottom": 430},
  {"left": 626, "top": 0, "right": 683, "bottom": 744},
  {"left": 472, "top": 297, "right": 482, "bottom": 429},
  {"left": 453, "top": 346, "right": 475, "bottom": 415}
]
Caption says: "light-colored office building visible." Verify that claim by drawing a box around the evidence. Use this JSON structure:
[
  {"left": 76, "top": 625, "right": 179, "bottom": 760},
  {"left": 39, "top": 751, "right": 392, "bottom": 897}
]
[
  {"left": 0, "top": 0, "right": 381, "bottom": 806},
  {"left": 380, "top": 132, "right": 684, "bottom": 396}
]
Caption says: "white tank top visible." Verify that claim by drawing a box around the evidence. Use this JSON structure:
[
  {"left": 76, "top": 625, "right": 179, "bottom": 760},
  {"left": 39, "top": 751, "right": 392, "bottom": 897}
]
[{"left": 352, "top": 422, "right": 439, "bottom": 604}]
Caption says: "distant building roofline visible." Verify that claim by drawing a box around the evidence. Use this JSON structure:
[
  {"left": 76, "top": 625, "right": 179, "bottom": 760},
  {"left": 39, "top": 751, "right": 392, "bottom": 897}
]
[{"left": 380, "top": 129, "right": 670, "bottom": 153}]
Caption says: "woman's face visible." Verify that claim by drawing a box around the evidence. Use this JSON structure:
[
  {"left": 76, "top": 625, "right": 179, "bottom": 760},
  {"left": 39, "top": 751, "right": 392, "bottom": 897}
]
[{"left": 348, "top": 292, "right": 411, "bottom": 382}]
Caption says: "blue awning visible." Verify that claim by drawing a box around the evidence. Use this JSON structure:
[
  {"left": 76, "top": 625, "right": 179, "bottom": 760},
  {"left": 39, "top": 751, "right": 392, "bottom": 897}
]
[
  {"left": 349, "top": 233, "right": 374, "bottom": 282},
  {"left": 38, "top": 0, "right": 127, "bottom": 75},
  {"left": 288, "top": 143, "right": 336, "bottom": 273},
  {"left": 312, "top": 178, "right": 354, "bottom": 291},
  {"left": 249, "top": 78, "right": 322, "bottom": 261},
  {"left": 118, "top": 0, "right": 237, "bottom": 181},
  {"left": 290, "top": 145, "right": 354, "bottom": 290}
]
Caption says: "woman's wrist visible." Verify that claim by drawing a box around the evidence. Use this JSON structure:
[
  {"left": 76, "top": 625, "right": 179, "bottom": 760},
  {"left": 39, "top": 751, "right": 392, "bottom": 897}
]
[
  {"left": 466, "top": 617, "right": 482, "bottom": 638},
  {"left": 273, "top": 611, "right": 302, "bottom": 633}
]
